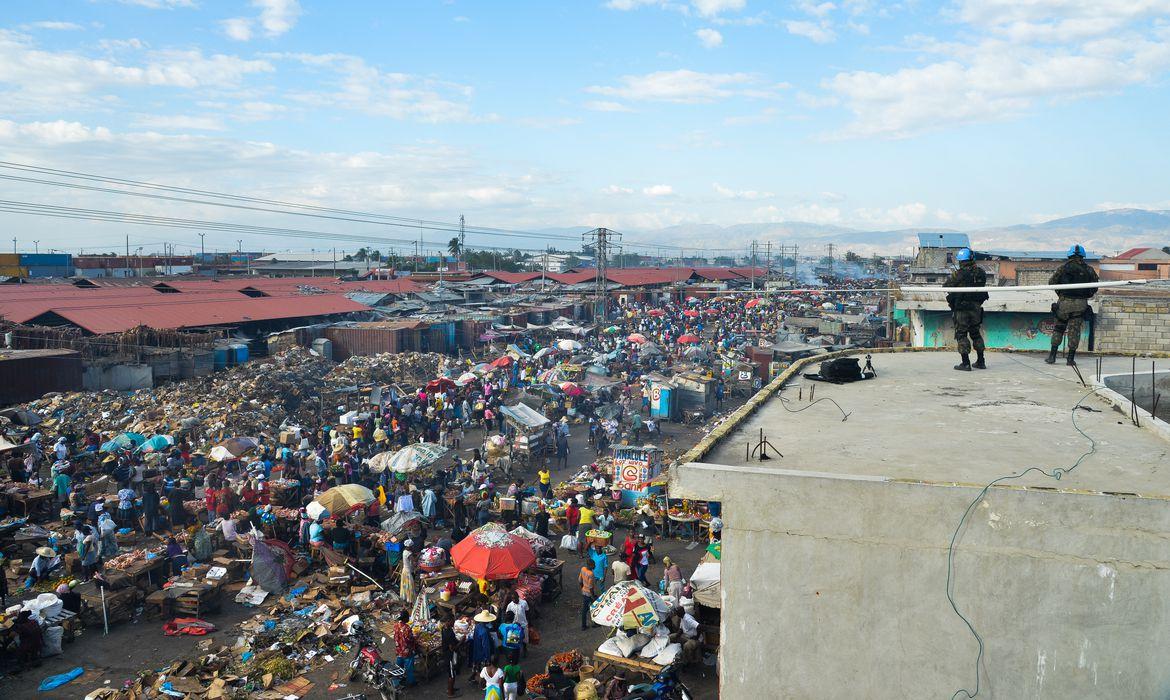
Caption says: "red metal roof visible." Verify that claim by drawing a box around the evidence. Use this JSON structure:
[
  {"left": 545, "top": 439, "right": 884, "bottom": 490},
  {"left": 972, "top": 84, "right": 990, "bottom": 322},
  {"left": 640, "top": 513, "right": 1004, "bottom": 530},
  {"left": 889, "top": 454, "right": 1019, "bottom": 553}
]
[
  {"left": 1113, "top": 247, "right": 1151, "bottom": 260},
  {"left": 605, "top": 268, "right": 697, "bottom": 286},
  {"left": 475, "top": 271, "right": 543, "bottom": 284},
  {"left": 691, "top": 267, "right": 744, "bottom": 281},
  {"left": 29, "top": 294, "right": 371, "bottom": 334}
]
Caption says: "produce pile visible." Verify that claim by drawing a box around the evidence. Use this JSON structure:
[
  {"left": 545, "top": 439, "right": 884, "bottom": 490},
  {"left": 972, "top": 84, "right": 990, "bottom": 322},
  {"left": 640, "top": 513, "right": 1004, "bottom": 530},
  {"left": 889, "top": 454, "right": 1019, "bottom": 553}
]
[{"left": 549, "top": 649, "right": 584, "bottom": 673}]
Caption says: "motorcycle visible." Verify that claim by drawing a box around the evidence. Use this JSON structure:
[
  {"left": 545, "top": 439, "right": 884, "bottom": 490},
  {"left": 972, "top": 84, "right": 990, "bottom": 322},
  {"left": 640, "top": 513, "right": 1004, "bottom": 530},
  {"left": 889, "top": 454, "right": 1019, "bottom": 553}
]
[
  {"left": 347, "top": 625, "right": 406, "bottom": 700},
  {"left": 623, "top": 665, "right": 694, "bottom": 700}
]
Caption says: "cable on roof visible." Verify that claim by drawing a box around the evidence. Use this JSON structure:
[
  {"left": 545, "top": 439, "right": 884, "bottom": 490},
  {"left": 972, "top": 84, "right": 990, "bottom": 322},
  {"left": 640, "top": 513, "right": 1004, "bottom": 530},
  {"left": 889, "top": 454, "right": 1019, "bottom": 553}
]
[{"left": 946, "top": 380, "right": 1105, "bottom": 700}]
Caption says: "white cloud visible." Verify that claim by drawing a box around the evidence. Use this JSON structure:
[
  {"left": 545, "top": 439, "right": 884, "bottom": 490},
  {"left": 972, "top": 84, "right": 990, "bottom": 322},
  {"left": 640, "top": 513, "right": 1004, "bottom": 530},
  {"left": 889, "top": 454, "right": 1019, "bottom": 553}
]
[
  {"left": 853, "top": 202, "right": 928, "bottom": 227},
  {"left": 587, "top": 69, "right": 785, "bottom": 103},
  {"left": 695, "top": 28, "right": 723, "bottom": 48},
  {"left": 583, "top": 100, "right": 635, "bottom": 112},
  {"left": 785, "top": 19, "right": 836, "bottom": 43},
  {"left": 821, "top": 5, "right": 1170, "bottom": 138},
  {"left": 753, "top": 203, "right": 843, "bottom": 224},
  {"left": 723, "top": 107, "right": 777, "bottom": 125},
  {"left": 223, "top": 0, "right": 302, "bottom": 42},
  {"left": 692, "top": 0, "right": 745, "bottom": 17},
  {"left": 517, "top": 116, "right": 582, "bottom": 128},
  {"left": 19, "top": 21, "right": 85, "bottom": 31},
  {"left": 114, "top": 0, "right": 196, "bottom": 8},
  {"left": 221, "top": 18, "right": 254, "bottom": 41},
  {"left": 134, "top": 114, "right": 226, "bottom": 131},
  {"left": 0, "top": 30, "right": 273, "bottom": 112},
  {"left": 0, "top": 119, "right": 113, "bottom": 144},
  {"left": 605, "top": 0, "right": 669, "bottom": 9},
  {"left": 713, "top": 182, "right": 773, "bottom": 200},
  {"left": 602, "top": 185, "right": 635, "bottom": 195},
  {"left": 798, "top": 1, "right": 836, "bottom": 18},
  {"left": 275, "top": 52, "right": 488, "bottom": 123},
  {"left": 643, "top": 184, "right": 674, "bottom": 196}
]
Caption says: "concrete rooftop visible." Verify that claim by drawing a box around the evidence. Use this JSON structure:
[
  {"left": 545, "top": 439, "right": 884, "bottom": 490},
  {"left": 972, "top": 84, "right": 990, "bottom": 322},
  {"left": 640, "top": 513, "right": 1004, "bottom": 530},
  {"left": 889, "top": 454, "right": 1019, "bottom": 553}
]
[{"left": 704, "top": 351, "right": 1170, "bottom": 495}]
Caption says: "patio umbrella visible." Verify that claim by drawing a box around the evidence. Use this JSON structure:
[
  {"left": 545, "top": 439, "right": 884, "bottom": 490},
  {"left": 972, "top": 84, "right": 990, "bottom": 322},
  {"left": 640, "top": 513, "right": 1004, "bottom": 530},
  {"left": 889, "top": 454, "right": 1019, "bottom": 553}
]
[
  {"left": 367, "top": 451, "right": 395, "bottom": 473},
  {"left": 451, "top": 523, "right": 536, "bottom": 581},
  {"left": 590, "top": 580, "right": 674, "bottom": 629},
  {"left": 745, "top": 298, "right": 764, "bottom": 309},
  {"left": 677, "top": 334, "right": 701, "bottom": 345},
  {"left": 647, "top": 309, "right": 665, "bottom": 317},
  {"left": 314, "top": 484, "right": 376, "bottom": 515},
  {"left": 208, "top": 436, "right": 260, "bottom": 462},
  {"left": 426, "top": 377, "right": 456, "bottom": 393},
  {"left": 627, "top": 333, "right": 647, "bottom": 344},
  {"left": 455, "top": 371, "right": 478, "bottom": 386},
  {"left": 384, "top": 442, "right": 447, "bottom": 473},
  {"left": 491, "top": 355, "right": 514, "bottom": 368},
  {"left": 532, "top": 347, "right": 555, "bottom": 360},
  {"left": 603, "top": 326, "right": 621, "bottom": 334},
  {"left": 381, "top": 510, "right": 423, "bottom": 537},
  {"left": 555, "top": 339, "right": 582, "bottom": 352},
  {"left": 639, "top": 342, "right": 664, "bottom": 356},
  {"left": 682, "top": 309, "right": 700, "bottom": 318},
  {"left": 136, "top": 435, "right": 175, "bottom": 453},
  {"left": 100, "top": 432, "right": 146, "bottom": 453}
]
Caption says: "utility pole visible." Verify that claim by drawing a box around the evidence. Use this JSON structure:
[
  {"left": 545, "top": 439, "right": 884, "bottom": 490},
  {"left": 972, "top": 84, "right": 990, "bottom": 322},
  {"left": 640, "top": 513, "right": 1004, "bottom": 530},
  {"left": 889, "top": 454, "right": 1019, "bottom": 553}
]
[
  {"left": 764, "top": 241, "right": 771, "bottom": 283},
  {"left": 750, "top": 241, "right": 758, "bottom": 291},
  {"left": 413, "top": 241, "right": 419, "bottom": 273},
  {"left": 886, "top": 258, "right": 894, "bottom": 342},
  {"left": 33, "top": 240, "right": 39, "bottom": 254},
  {"left": 332, "top": 247, "right": 337, "bottom": 277},
  {"left": 825, "top": 243, "right": 835, "bottom": 275},
  {"left": 584, "top": 227, "right": 620, "bottom": 322},
  {"left": 459, "top": 214, "right": 465, "bottom": 267},
  {"left": 10, "top": 238, "right": 15, "bottom": 254},
  {"left": 541, "top": 247, "right": 549, "bottom": 291}
]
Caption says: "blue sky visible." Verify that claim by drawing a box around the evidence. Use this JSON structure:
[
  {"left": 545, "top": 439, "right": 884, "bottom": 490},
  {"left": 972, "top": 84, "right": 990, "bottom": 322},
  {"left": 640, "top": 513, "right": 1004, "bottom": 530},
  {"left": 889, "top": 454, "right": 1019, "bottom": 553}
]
[{"left": 2, "top": 0, "right": 1169, "bottom": 256}]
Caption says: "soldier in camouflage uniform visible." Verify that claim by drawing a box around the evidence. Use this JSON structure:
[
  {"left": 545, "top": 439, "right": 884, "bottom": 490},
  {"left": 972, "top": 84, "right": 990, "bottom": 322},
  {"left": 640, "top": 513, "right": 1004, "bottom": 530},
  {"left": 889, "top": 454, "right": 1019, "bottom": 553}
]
[
  {"left": 1046, "top": 244, "right": 1099, "bottom": 366},
  {"left": 943, "top": 248, "right": 989, "bottom": 371}
]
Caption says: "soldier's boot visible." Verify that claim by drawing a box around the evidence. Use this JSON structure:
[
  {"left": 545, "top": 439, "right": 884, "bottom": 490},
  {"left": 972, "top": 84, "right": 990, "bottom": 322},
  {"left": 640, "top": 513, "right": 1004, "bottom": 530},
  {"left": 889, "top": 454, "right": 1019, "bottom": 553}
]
[
  {"left": 973, "top": 351, "right": 986, "bottom": 370},
  {"left": 1044, "top": 346, "right": 1059, "bottom": 364},
  {"left": 1066, "top": 349, "right": 1077, "bottom": 366},
  {"left": 954, "top": 353, "right": 972, "bottom": 371}
]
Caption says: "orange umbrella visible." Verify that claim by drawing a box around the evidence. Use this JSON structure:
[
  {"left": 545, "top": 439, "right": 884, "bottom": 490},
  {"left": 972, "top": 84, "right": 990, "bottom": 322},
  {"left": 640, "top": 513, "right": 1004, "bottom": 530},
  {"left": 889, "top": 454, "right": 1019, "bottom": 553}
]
[
  {"left": 677, "top": 334, "right": 701, "bottom": 344},
  {"left": 451, "top": 524, "right": 536, "bottom": 581}
]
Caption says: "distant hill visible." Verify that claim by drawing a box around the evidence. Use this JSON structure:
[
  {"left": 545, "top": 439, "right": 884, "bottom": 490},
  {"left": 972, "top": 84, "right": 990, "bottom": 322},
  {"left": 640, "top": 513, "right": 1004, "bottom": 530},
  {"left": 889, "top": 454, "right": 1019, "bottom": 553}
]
[{"left": 604, "top": 209, "right": 1170, "bottom": 257}]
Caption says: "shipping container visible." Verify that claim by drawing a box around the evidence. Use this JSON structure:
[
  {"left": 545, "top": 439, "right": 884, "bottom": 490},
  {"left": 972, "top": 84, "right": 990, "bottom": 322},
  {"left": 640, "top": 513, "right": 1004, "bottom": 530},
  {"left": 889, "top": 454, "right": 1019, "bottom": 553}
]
[
  {"left": 20, "top": 253, "right": 72, "bottom": 267},
  {"left": 325, "top": 324, "right": 402, "bottom": 360},
  {"left": 0, "top": 349, "right": 83, "bottom": 404},
  {"left": 26, "top": 266, "right": 74, "bottom": 278},
  {"left": 0, "top": 253, "right": 20, "bottom": 266},
  {"left": 0, "top": 266, "right": 28, "bottom": 278}
]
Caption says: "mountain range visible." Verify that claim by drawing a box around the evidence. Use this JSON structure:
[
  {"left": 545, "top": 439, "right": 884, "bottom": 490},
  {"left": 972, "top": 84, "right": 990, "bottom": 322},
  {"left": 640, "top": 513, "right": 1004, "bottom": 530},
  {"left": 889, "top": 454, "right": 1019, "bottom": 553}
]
[{"left": 546, "top": 209, "right": 1170, "bottom": 258}]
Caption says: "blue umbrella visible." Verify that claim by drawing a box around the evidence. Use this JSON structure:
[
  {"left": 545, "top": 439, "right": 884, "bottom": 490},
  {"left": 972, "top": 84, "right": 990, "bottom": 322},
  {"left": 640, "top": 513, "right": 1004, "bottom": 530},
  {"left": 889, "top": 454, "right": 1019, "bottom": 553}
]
[
  {"left": 136, "top": 435, "right": 175, "bottom": 453},
  {"left": 100, "top": 432, "right": 146, "bottom": 453}
]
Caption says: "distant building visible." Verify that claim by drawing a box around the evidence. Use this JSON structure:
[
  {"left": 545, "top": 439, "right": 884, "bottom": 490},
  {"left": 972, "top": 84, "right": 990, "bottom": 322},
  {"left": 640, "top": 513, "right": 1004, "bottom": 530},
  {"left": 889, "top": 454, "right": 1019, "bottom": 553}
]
[
  {"left": 909, "top": 233, "right": 970, "bottom": 284},
  {"left": 978, "top": 249, "right": 1100, "bottom": 286},
  {"left": 1099, "top": 246, "right": 1170, "bottom": 280}
]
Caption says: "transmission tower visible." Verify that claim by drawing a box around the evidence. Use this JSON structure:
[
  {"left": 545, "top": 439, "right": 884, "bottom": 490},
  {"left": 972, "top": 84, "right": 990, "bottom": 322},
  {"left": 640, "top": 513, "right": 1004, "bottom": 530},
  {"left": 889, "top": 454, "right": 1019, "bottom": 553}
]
[
  {"left": 584, "top": 227, "right": 620, "bottom": 322},
  {"left": 825, "top": 243, "right": 835, "bottom": 275}
]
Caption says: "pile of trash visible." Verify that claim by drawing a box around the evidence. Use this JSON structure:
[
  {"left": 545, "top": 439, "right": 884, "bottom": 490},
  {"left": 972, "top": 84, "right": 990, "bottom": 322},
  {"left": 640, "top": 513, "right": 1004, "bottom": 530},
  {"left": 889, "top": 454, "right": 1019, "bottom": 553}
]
[
  {"left": 326, "top": 351, "right": 448, "bottom": 386},
  {"left": 21, "top": 348, "right": 461, "bottom": 450}
]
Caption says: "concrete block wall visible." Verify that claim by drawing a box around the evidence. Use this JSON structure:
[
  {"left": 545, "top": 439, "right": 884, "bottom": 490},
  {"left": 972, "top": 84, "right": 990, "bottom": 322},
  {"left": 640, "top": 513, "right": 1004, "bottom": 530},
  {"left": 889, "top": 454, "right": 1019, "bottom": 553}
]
[
  {"left": 1095, "top": 297, "right": 1170, "bottom": 354},
  {"left": 673, "top": 464, "right": 1170, "bottom": 700}
]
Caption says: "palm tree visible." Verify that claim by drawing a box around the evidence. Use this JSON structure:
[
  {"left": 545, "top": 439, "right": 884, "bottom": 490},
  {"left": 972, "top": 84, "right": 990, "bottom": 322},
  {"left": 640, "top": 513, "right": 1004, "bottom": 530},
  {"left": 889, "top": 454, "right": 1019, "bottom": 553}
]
[{"left": 448, "top": 237, "right": 461, "bottom": 258}]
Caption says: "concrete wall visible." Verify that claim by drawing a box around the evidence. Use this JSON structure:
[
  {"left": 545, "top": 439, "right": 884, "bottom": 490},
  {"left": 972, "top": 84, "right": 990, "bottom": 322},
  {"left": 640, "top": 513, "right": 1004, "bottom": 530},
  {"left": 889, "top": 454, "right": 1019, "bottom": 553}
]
[
  {"left": 1095, "top": 295, "right": 1170, "bottom": 354},
  {"left": 672, "top": 463, "right": 1170, "bottom": 700},
  {"left": 83, "top": 363, "right": 153, "bottom": 391},
  {"left": 912, "top": 310, "right": 1090, "bottom": 351}
]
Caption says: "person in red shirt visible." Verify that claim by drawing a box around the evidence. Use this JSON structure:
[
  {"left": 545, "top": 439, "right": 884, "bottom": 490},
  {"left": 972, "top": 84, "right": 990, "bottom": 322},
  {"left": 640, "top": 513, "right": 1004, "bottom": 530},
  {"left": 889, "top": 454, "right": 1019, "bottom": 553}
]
[
  {"left": 566, "top": 501, "right": 581, "bottom": 534},
  {"left": 204, "top": 488, "right": 217, "bottom": 524},
  {"left": 392, "top": 611, "right": 419, "bottom": 687}
]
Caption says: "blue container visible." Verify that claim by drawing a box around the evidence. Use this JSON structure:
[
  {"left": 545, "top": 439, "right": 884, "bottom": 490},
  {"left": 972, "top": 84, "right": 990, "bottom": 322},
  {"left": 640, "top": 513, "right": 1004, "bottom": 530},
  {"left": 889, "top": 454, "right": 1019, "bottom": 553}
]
[
  {"left": 20, "top": 254, "right": 72, "bottom": 267},
  {"left": 27, "top": 266, "right": 74, "bottom": 278},
  {"left": 212, "top": 346, "right": 229, "bottom": 370},
  {"left": 229, "top": 343, "right": 249, "bottom": 365}
]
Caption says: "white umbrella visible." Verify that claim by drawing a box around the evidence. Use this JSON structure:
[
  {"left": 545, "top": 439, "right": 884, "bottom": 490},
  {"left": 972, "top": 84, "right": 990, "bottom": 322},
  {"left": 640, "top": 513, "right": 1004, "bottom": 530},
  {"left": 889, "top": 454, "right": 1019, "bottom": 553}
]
[
  {"left": 384, "top": 442, "right": 447, "bottom": 473},
  {"left": 455, "top": 372, "right": 478, "bottom": 386},
  {"left": 306, "top": 501, "right": 328, "bottom": 521},
  {"left": 533, "top": 347, "right": 555, "bottom": 360},
  {"left": 556, "top": 339, "right": 582, "bottom": 352}
]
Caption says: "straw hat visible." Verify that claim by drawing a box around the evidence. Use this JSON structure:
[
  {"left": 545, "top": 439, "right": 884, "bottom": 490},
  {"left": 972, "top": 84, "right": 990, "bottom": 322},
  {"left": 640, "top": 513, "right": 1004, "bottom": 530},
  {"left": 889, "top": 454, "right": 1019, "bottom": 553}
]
[
  {"left": 36, "top": 546, "right": 56, "bottom": 558},
  {"left": 473, "top": 610, "right": 497, "bottom": 623}
]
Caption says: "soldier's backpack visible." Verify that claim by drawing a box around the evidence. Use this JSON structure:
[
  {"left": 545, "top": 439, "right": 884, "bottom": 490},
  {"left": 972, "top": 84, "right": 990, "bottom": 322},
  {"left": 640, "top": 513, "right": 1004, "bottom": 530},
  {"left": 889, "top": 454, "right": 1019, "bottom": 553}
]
[{"left": 805, "top": 357, "right": 876, "bottom": 384}]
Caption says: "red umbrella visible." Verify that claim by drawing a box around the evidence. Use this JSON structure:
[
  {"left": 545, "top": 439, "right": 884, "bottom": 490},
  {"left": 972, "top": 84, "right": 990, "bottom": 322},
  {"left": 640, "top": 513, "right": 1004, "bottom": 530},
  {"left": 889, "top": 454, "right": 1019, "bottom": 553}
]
[
  {"left": 677, "top": 334, "right": 701, "bottom": 344},
  {"left": 646, "top": 309, "right": 665, "bottom": 317},
  {"left": 451, "top": 524, "right": 536, "bottom": 580},
  {"left": 682, "top": 309, "right": 699, "bottom": 318},
  {"left": 745, "top": 298, "right": 764, "bottom": 309},
  {"left": 426, "top": 377, "right": 456, "bottom": 393},
  {"left": 490, "top": 355, "right": 514, "bottom": 368},
  {"left": 627, "top": 333, "right": 648, "bottom": 344}
]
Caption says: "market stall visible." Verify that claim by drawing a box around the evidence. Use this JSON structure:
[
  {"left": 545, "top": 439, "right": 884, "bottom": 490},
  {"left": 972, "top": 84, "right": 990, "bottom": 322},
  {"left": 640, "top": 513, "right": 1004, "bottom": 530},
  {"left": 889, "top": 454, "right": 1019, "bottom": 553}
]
[
  {"left": 499, "top": 402, "right": 552, "bottom": 469},
  {"left": 610, "top": 444, "right": 664, "bottom": 507}
]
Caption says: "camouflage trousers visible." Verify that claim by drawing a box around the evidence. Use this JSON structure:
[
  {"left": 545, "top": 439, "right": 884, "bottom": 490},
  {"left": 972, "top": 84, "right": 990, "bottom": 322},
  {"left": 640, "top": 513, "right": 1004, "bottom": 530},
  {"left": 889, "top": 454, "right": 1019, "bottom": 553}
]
[
  {"left": 1052, "top": 297, "right": 1090, "bottom": 352},
  {"left": 953, "top": 308, "right": 985, "bottom": 355}
]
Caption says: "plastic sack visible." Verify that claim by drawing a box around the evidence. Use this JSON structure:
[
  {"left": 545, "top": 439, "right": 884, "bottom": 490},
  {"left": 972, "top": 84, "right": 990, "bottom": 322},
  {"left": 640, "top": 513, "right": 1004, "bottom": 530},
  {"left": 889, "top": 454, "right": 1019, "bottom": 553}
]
[
  {"left": 560, "top": 534, "right": 577, "bottom": 550},
  {"left": 639, "top": 635, "right": 669, "bottom": 659},
  {"left": 189, "top": 528, "right": 212, "bottom": 562},
  {"left": 41, "top": 626, "right": 64, "bottom": 657},
  {"left": 653, "top": 642, "right": 682, "bottom": 666},
  {"left": 613, "top": 634, "right": 638, "bottom": 657},
  {"left": 597, "top": 637, "right": 623, "bottom": 657},
  {"left": 38, "top": 666, "right": 83, "bottom": 691}
]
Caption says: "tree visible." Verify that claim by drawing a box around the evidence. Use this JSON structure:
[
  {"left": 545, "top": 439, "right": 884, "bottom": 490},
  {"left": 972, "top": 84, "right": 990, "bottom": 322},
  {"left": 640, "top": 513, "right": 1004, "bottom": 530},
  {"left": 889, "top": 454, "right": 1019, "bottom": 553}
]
[{"left": 448, "top": 237, "right": 461, "bottom": 258}]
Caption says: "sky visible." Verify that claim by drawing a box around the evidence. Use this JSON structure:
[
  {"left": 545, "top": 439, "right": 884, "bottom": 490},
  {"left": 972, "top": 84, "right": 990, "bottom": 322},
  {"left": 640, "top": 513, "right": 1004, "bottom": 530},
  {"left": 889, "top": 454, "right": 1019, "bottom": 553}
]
[{"left": 2, "top": 0, "right": 1170, "bottom": 257}]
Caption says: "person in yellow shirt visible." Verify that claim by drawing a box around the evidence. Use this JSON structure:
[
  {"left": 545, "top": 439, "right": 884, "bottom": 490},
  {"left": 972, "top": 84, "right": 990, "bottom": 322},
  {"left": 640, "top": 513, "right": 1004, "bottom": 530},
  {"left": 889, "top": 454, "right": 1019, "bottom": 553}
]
[
  {"left": 577, "top": 504, "right": 595, "bottom": 556},
  {"left": 537, "top": 468, "right": 551, "bottom": 499},
  {"left": 352, "top": 424, "right": 364, "bottom": 442}
]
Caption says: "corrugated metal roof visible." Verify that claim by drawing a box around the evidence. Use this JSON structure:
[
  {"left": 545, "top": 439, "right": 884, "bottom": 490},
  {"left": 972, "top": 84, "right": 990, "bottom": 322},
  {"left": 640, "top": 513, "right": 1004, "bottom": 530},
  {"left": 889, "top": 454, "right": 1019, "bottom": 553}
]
[
  {"left": 474, "top": 271, "right": 543, "bottom": 284},
  {"left": 917, "top": 233, "right": 970, "bottom": 248},
  {"left": 981, "top": 249, "right": 1101, "bottom": 261},
  {"left": 1114, "top": 247, "right": 1151, "bottom": 260},
  {"left": 33, "top": 294, "right": 370, "bottom": 334}
]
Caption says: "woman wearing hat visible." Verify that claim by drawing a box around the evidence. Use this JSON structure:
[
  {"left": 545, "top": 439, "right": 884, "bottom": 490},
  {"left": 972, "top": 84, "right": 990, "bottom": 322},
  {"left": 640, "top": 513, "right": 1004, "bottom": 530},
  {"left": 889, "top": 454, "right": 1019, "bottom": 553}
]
[
  {"left": 75, "top": 524, "right": 100, "bottom": 580},
  {"left": 469, "top": 610, "right": 496, "bottom": 682},
  {"left": 23, "top": 546, "right": 60, "bottom": 590}
]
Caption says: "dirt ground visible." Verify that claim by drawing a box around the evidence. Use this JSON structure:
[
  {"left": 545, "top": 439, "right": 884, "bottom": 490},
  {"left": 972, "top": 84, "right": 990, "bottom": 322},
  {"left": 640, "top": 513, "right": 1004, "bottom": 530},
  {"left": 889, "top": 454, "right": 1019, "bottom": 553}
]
[{"left": 1, "top": 403, "right": 733, "bottom": 699}]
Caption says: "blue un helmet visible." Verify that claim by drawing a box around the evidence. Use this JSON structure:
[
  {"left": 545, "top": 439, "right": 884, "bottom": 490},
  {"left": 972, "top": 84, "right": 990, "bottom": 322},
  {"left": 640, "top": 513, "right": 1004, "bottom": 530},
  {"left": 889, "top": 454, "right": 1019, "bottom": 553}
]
[
  {"left": 1067, "top": 244, "right": 1087, "bottom": 258},
  {"left": 955, "top": 248, "right": 973, "bottom": 262}
]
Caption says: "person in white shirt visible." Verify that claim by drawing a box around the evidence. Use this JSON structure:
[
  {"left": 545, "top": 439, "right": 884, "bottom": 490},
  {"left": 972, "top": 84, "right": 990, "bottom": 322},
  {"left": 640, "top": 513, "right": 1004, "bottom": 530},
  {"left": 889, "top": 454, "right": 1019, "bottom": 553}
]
[
  {"left": 611, "top": 558, "right": 631, "bottom": 584},
  {"left": 505, "top": 591, "right": 530, "bottom": 652},
  {"left": 54, "top": 438, "right": 68, "bottom": 462},
  {"left": 671, "top": 606, "right": 702, "bottom": 665}
]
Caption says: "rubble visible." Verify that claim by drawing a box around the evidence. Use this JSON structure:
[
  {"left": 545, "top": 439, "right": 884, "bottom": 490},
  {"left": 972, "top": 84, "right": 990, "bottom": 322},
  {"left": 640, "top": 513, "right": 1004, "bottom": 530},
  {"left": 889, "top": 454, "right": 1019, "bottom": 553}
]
[{"left": 325, "top": 351, "right": 448, "bottom": 386}]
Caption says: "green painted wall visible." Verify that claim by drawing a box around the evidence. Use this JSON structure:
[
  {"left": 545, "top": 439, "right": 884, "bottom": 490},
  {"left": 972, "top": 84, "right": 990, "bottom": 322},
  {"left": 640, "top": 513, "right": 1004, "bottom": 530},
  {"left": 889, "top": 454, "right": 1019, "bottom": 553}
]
[{"left": 920, "top": 311, "right": 1091, "bottom": 351}]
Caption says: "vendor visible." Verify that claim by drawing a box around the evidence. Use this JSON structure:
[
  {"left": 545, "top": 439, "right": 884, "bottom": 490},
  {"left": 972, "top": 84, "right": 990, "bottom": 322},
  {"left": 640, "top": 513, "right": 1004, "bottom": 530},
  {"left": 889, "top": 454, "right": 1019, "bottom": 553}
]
[
  {"left": 668, "top": 605, "right": 703, "bottom": 665},
  {"left": 56, "top": 581, "right": 82, "bottom": 614},
  {"left": 23, "top": 546, "right": 61, "bottom": 590},
  {"left": 330, "top": 521, "right": 355, "bottom": 556}
]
